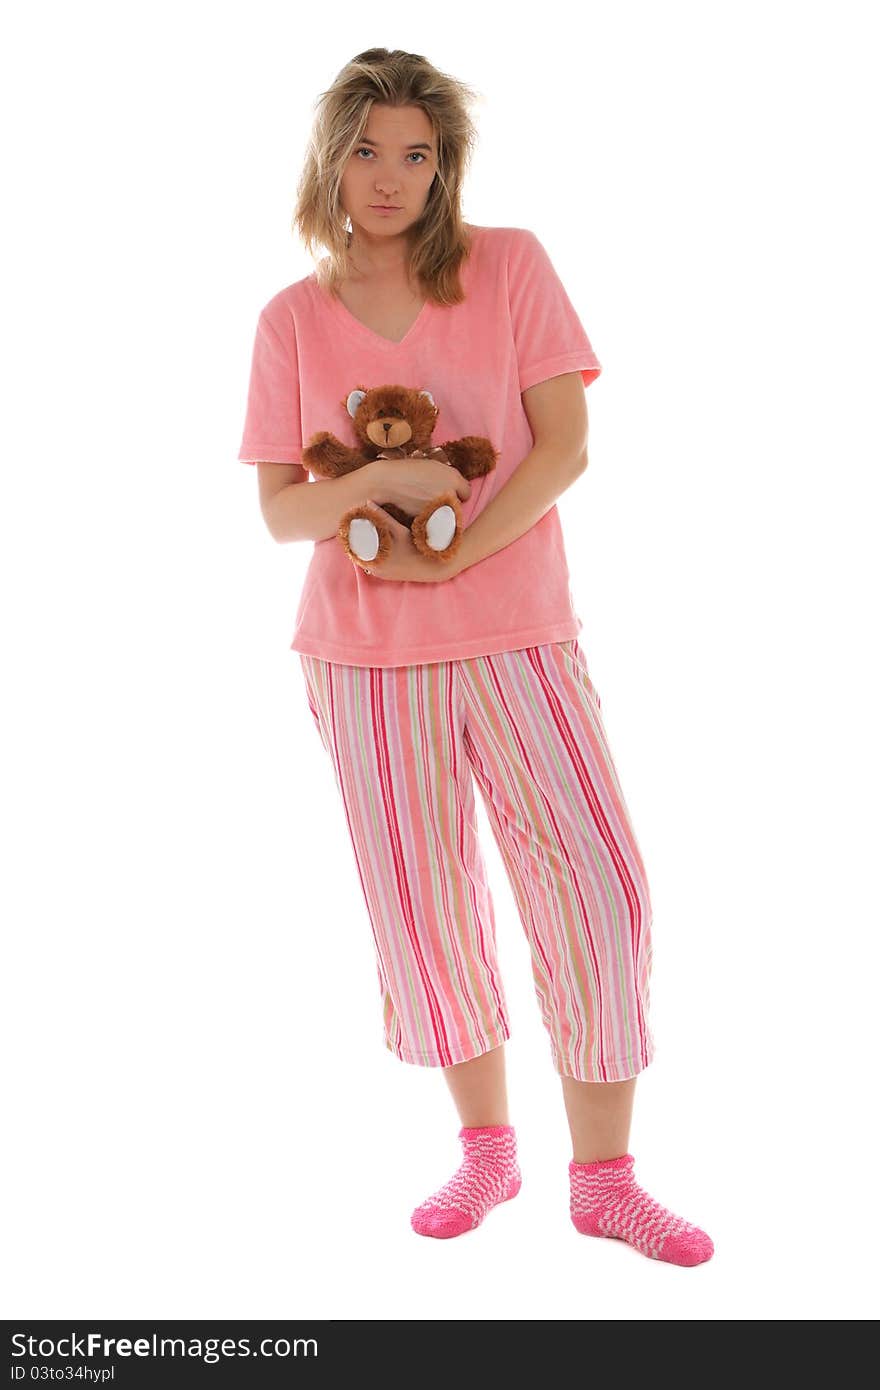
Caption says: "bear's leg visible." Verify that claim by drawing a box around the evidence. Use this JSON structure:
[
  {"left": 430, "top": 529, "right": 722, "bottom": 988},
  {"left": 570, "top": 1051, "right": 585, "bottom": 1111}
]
[{"left": 410, "top": 494, "right": 461, "bottom": 558}]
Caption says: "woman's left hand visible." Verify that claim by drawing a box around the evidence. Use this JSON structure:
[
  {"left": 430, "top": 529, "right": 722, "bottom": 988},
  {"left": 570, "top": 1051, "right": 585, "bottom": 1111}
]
[{"left": 354, "top": 506, "right": 462, "bottom": 583}]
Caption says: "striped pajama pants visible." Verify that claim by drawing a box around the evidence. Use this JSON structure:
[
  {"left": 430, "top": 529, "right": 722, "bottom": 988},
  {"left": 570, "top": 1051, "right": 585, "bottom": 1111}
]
[{"left": 299, "top": 638, "right": 654, "bottom": 1083}]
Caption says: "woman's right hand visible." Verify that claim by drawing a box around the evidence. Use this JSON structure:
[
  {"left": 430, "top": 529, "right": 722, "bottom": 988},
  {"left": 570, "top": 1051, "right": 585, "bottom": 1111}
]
[{"left": 369, "top": 453, "right": 472, "bottom": 513}]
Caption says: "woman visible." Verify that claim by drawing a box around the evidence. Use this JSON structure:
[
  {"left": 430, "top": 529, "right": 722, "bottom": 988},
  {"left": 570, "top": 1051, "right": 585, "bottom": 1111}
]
[{"left": 237, "top": 47, "right": 713, "bottom": 1266}]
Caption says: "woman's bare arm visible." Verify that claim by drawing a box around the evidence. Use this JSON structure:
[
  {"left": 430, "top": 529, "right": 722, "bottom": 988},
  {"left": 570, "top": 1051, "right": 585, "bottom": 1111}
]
[{"left": 256, "top": 460, "right": 385, "bottom": 544}]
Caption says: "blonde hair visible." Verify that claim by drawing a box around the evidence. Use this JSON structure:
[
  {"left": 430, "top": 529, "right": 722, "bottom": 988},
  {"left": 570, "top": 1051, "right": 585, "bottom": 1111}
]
[{"left": 292, "top": 48, "right": 483, "bottom": 306}]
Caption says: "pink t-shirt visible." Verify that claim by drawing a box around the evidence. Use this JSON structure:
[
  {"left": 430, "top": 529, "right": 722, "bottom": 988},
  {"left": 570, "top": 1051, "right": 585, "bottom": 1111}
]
[{"left": 237, "top": 224, "right": 601, "bottom": 667}]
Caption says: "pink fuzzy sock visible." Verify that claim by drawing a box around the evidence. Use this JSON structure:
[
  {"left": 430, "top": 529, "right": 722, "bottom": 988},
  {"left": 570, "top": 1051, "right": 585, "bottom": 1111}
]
[
  {"left": 411, "top": 1124, "right": 521, "bottom": 1238},
  {"left": 569, "top": 1153, "right": 714, "bottom": 1266}
]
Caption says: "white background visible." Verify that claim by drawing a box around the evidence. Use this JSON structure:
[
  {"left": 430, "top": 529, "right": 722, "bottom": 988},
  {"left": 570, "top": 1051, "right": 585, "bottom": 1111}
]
[{"left": 3, "top": 0, "right": 878, "bottom": 1322}]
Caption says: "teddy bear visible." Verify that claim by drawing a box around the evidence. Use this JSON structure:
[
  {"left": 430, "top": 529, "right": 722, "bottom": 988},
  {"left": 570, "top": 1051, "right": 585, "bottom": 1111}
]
[{"left": 301, "top": 383, "right": 498, "bottom": 571}]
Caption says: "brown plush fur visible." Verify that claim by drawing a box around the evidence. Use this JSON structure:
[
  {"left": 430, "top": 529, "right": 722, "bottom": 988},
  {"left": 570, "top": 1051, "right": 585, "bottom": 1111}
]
[{"left": 301, "top": 383, "right": 498, "bottom": 569}]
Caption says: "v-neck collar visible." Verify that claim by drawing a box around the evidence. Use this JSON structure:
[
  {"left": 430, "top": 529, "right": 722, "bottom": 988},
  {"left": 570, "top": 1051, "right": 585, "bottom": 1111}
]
[
  {"left": 316, "top": 277, "right": 434, "bottom": 351},
  {"left": 309, "top": 227, "right": 483, "bottom": 349}
]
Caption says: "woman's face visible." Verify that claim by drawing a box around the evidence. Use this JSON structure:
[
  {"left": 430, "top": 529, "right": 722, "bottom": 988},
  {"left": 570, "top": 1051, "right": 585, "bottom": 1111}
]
[{"left": 340, "top": 103, "right": 438, "bottom": 259}]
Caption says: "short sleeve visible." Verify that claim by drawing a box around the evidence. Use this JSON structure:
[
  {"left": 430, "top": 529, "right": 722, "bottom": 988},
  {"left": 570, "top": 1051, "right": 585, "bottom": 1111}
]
[
  {"left": 506, "top": 229, "right": 602, "bottom": 394},
  {"left": 237, "top": 299, "right": 304, "bottom": 466}
]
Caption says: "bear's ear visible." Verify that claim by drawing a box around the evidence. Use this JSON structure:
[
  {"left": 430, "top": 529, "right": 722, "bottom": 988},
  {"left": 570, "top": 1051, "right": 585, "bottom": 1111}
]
[
  {"left": 346, "top": 389, "right": 367, "bottom": 417},
  {"left": 420, "top": 390, "right": 436, "bottom": 408}
]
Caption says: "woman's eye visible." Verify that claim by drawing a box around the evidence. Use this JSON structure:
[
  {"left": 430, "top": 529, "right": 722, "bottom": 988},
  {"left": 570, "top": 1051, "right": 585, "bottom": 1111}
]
[{"left": 355, "top": 148, "right": 426, "bottom": 164}]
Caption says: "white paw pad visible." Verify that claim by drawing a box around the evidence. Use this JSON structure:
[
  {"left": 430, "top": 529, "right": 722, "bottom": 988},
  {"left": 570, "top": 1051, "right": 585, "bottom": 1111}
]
[
  {"left": 349, "top": 518, "right": 380, "bottom": 562},
  {"left": 425, "top": 505, "right": 457, "bottom": 552}
]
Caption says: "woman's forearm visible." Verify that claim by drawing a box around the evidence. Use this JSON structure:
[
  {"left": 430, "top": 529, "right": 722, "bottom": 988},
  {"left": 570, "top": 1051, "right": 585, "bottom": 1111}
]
[
  {"left": 264, "top": 461, "right": 384, "bottom": 544},
  {"left": 455, "top": 443, "right": 587, "bottom": 573}
]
